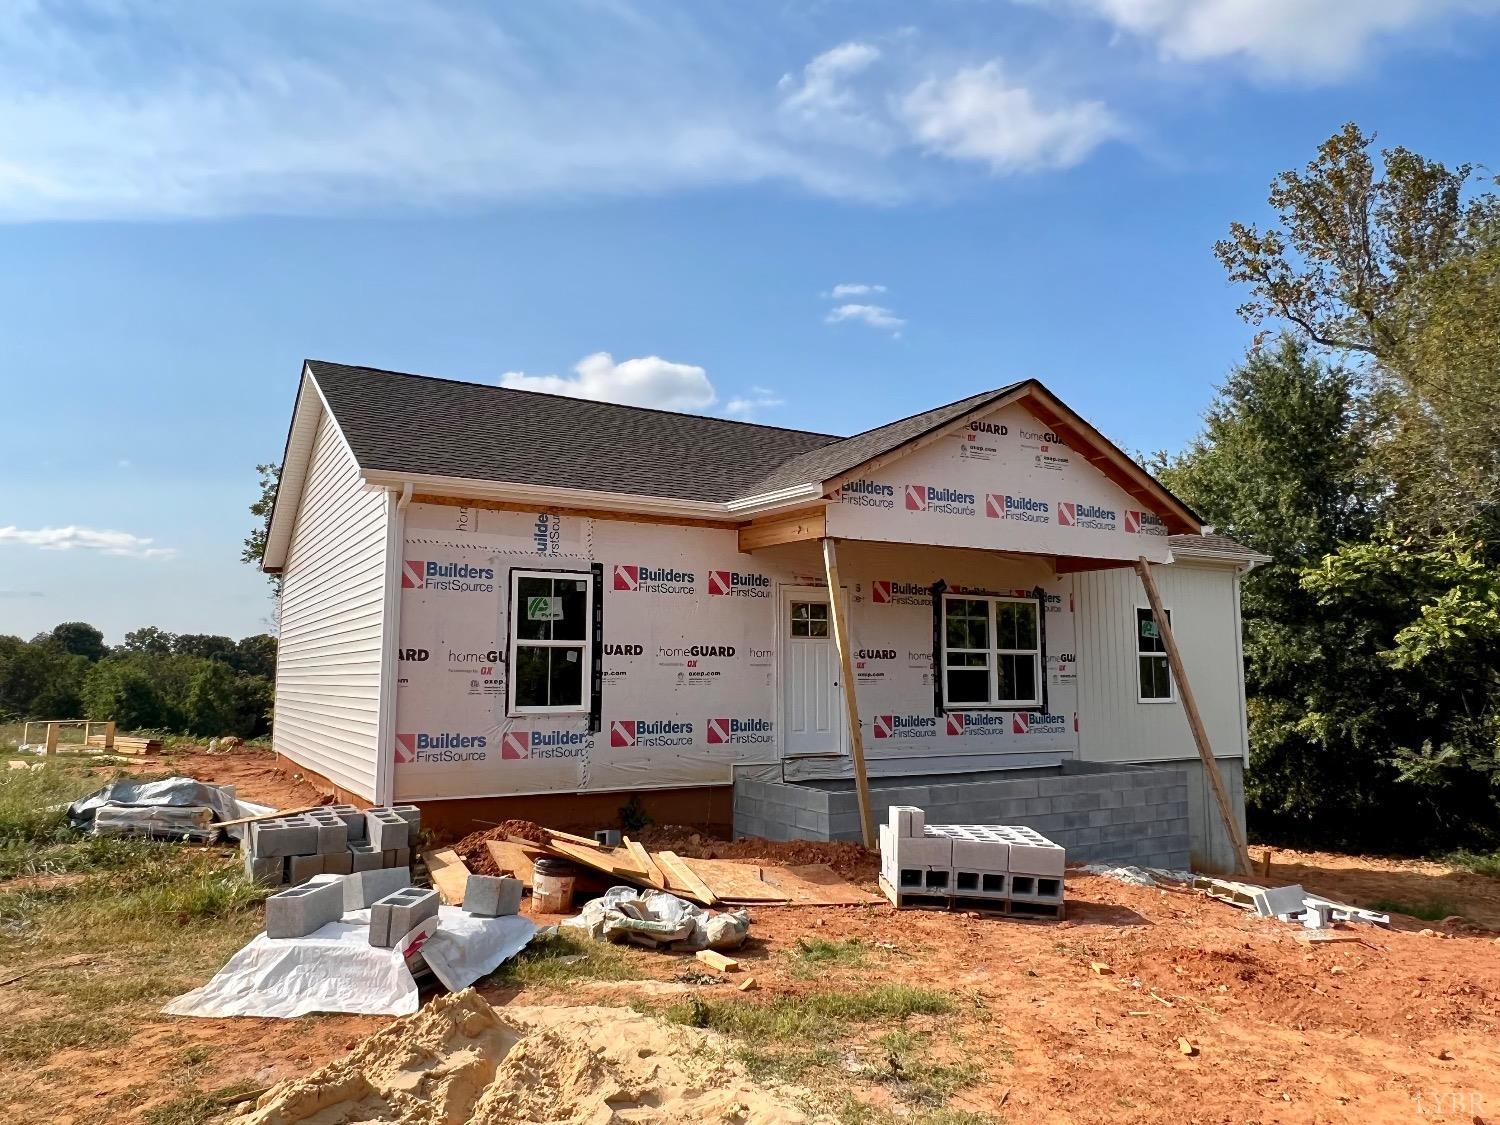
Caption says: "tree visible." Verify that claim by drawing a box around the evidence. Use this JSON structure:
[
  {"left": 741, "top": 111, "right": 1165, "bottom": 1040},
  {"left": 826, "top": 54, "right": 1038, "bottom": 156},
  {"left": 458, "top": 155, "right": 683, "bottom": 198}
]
[
  {"left": 231, "top": 633, "right": 277, "bottom": 680},
  {"left": 244, "top": 462, "right": 282, "bottom": 593},
  {"left": 123, "top": 626, "right": 176, "bottom": 656},
  {"left": 184, "top": 659, "right": 238, "bottom": 737},
  {"left": 44, "top": 622, "right": 107, "bottom": 663},
  {"left": 173, "top": 634, "right": 237, "bottom": 663}
]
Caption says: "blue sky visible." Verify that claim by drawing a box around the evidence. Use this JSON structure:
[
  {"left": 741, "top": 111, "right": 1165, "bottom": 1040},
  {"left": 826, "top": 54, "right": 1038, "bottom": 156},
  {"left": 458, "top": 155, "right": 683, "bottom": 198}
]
[{"left": 3, "top": 0, "right": 1499, "bottom": 643}]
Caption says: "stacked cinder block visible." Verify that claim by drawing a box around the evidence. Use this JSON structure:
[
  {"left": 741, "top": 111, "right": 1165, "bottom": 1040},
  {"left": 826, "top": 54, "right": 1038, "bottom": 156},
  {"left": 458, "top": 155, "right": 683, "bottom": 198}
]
[
  {"left": 242, "top": 805, "right": 421, "bottom": 889},
  {"left": 879, "top": 806, "right": 1066, "bottom": 914}
]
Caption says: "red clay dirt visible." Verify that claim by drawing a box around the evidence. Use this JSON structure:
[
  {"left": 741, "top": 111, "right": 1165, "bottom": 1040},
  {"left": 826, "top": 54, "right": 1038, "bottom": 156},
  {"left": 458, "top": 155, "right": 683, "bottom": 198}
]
[{"left": 44, "top": 752, "right": 1499, "bottom": 1123}]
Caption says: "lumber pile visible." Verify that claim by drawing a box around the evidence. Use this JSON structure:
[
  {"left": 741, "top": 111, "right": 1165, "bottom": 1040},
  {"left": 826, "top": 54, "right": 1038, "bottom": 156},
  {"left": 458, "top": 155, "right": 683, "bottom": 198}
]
[
  {"left": 482, "top": 825, "right": 878, "bottom": 908},
  {"left": 84, "top": 734, "right": 162, "bottom": 755}
]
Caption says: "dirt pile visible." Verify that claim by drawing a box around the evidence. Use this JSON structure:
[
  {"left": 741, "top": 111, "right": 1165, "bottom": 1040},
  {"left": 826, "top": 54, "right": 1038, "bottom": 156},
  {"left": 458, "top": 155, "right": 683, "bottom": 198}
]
[
  {"left": 452, "top": 821, "right": 547, "bottom": 876},
  {"left": 233, "top": 989, "right": 819, "bottom": 1124}
]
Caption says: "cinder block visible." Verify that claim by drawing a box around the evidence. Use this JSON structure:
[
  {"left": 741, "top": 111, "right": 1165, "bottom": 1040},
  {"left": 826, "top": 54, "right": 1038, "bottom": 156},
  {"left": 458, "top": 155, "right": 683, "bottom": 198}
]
[
  {"left": 388, "top": 847, "right": 411, "bottom": 869},
  {"left": 288, "top": 853, "right": 325, "bottom": 884},
  {"left": 465, "top": 874, "right": 523, "bottom": 917},
  {"left": 348, "top": 842, "right": 384, "bottom": 872},
  {"left": 265, "top": 875, "right": 344, "bottom": 938},
  {"left": 1253, "top": 883, "right": 1306, "bottom": 918},
  {"left": 328, "top": 804, "right": 366, "bottom": 841},
  {"left": 369, "top": 887, "right": 440, "bottom": 948},
  {"left": 243, "top": 852, "right": 285, "bottom": 887},
  {"left": 251, "top": 817, "right": 318, "bottom": 858},
  {"left": 342, "top": 866, "right": 413, "bottom": 911},
  {"left": 895, "top": 834, "right": 953, "bottom": 867},
  {"left": 366, "top": 809, "right": 409, "bottom": 851},
  {"left": 888, "top": 805, "right": 925, "bottom": 838},
  {"left": 951, "top": 838, "right": 1009, "bottom": 870},
  {"left": 322, "top": 850, "right": 354, "bottom": 876},
  {"left": 389, "top": 805, "right": 422, "bottom": 831},
  {"left": 306, "top": 813, "right": 349, "bottom": 855}
]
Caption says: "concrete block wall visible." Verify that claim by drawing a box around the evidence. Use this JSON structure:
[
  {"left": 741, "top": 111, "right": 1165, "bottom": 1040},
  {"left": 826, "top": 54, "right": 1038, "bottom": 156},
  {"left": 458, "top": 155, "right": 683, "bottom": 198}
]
[{"left": 734, "top": 760, "right": 1191, "bottom": 870}]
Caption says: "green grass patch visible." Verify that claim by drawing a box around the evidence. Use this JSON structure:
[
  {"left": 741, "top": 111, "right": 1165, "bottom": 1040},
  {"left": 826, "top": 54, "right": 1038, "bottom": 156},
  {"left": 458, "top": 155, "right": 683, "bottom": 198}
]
[
  {"left": 1367, "top": 898, "right": 1462, "bottom": 922},
  {"left": 141, "top": 1080, "right": 266, "bottom": 1125},
  {"left": 484, "top": 929, "right": 645, "bottom": 986},
  {"left": 0, "top": 1011, "right": 129, "bottom": 1063},
  {"left": 659, "top": 983, "right": 953, "bottom": 1044},
  {"left": 866, "top": 1029, "right": 982, "bottom": 1106},
  {"left": 1445, "top": 849, "right": 1500, "bottom": 878},
  {"left": 785, "top": 936, "right": 871, "bottom": 977},
  {"left": 734, "top": 1043, "right": 842, "bottom": 1083}
]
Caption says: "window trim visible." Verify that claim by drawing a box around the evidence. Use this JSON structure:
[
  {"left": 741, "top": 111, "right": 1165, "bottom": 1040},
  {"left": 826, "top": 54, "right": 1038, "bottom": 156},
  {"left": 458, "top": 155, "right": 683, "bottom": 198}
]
[
  {"left": 1134, "top": 603, "right": 1175, "bottom": 705},
  {"left": 939, "top": 592, "right": 1043, "bottom": 711},
  {"left": 507, "top": 568, "right": 595, "bottom": 717}
]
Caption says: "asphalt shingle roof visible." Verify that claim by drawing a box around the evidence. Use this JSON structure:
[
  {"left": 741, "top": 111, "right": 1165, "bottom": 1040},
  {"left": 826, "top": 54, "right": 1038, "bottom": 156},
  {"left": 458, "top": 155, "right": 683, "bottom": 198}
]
[
  {"left": 1167, "top": 533, "right": 1265, "bottom": 558},
  {"left": 308, "top": 361, "right": 1025, "bottom": 504}
]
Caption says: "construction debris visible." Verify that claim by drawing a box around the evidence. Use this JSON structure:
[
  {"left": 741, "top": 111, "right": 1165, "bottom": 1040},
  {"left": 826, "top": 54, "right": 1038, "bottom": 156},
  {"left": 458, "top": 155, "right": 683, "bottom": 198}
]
[
  {"left": 68, "top": 776, "right": 268, "bottom": 842},
  {"left": 561, "top": 885, "right": 750, "bottom": 952},
  {"left": 695, "top": 949, "right": 740, "bottom": 973},
  {"left": 1196, "top": 875, "right": 1390, "bottom": 928}
]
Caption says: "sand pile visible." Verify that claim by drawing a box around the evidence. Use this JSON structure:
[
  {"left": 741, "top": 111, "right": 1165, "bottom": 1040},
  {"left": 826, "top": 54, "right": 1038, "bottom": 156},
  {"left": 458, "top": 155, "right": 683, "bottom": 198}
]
[{"left": 233, "top": 989, "right": 819, "bottom": 1124}]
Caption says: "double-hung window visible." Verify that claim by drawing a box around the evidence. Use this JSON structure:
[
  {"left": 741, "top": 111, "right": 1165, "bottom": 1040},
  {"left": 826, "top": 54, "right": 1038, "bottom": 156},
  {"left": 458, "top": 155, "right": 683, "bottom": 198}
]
[
  {"left": 508, "top": 570, "right": 593, "bottom": 715},
  {"left": 1136, "top": 606, "right": 1173, "bottom": 702},
  {"left": 941, "top": 594, "right": 1042, "bottom": 709}
]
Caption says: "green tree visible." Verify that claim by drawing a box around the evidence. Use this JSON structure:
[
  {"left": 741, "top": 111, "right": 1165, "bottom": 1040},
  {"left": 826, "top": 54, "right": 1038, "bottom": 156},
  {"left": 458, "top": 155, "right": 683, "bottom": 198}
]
[
  {"left": 173, "top": 634, "right": 237, "bottom": 663},
  {"left": 123, "top": 626, "right": 176, "bottom": 656},
  {"left": 184, "top": 659, "right": 238, "bottom": 736},
  {"left": 244, "top": 462, "right": 282, "bottom": 592},
  {"left": 82, "top": 657, "right": 168, "bottom": 731},
  {"left": 231, "top": 633, "right": 277, "bottom": 680},
  {"left": 45, "top": 622, "right": 107, "bottom": 663}
]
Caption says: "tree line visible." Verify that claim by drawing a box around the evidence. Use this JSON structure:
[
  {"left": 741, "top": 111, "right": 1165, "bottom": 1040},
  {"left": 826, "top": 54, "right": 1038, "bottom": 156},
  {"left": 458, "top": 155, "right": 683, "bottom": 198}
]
[
  {"left": 0, "top": 623, "right": 275, "bottom": 739},
  {"left": 1156, "top": 124, "right": 1500, "bottom": 854}
]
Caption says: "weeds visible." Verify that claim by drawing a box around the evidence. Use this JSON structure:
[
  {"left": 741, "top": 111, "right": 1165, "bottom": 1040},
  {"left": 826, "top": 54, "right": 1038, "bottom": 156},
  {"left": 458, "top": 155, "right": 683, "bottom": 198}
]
[
  {"left": 789, "top": 936, "right": 869, "bottom": 969},
  {"left": 866, "top": 1029, "right": 981, "bottom": 1106},
  {"left": 485, "top": 929, "right": 643, "bottom": 986},
  {"left": 1446, "top": 849, "right": 1500, "bottom": 877},
  {"left": 1367, "top": 898, "right": 1462, "bottom": 922},
  {"left": 660, "top": 983, "right": 953, "bottom": 1043},
  {"left": 141, "top": 1080, "right": 265, "bottom": 1125}
]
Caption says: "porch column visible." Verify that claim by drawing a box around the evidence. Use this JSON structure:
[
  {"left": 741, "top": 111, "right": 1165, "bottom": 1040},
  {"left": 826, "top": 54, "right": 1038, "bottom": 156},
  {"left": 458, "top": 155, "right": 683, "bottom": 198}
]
[
  {"left": 821, "top": 537, "right": 876, "bottom": 849},
  {"left": 1135, "top": 557, "right": 1253, "bottom": 876}
]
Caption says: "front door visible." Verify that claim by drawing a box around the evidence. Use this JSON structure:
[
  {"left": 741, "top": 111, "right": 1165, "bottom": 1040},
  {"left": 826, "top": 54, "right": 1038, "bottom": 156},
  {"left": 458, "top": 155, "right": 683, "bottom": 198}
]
[{"left": 781, "top": 589, "right": 847, "bottom": 757}]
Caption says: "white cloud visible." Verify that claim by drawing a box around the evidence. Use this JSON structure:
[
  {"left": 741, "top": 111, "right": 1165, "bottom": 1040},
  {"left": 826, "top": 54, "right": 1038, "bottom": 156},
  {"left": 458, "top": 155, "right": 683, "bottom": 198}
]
[
  {"left": 826, "top": 303, "right": 906, "bottom": 332},
  {"left": 901, "top": 62, "right": 1117, "bottom": 173},
  {"left": 724, "top": 388, "right": 786, "bottom": 420},
  {"left": 501, "top": 352, "right": 717, "bottom": 413},
  {"left": 777, "top": 41, "right": 894, "bottom": 150},
  {"left": 829, "top": 282, "right": 887, "bottom": 298},
  {"left": 0, "top": 526, "right": 175, "bottom": 559},
  {"left": 1049, "top": 0, "right": 1500, "bottom": 77}
]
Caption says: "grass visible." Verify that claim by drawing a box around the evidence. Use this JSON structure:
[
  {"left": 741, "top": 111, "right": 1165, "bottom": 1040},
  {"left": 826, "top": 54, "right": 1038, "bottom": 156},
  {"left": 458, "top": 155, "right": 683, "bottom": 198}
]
[
  {"left": 140, "top": 1080, "right": 266, "bottom": 1125},
  {"left": 1367, "top": 898, "right": 1463, "bottom": 922},
  {"left": 1446, "top": 849, "right": 1500, "bottom": 877},
  {"left": 866, "top": 1029, "right": 982, "bottom": 1106},
  {"left": 786, "top": 936, "right": 871, "bottom": 974},
  {"left": 659, "top": 983, "right": 953, "bottom": 1044},
  {"left": 484, "top": 929, "right": 645, "bottom": 986}
]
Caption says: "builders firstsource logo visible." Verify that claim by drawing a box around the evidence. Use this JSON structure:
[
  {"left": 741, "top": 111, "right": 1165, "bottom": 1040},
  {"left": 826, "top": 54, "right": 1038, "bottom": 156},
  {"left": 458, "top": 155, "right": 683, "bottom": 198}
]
[
  {"left": 401, "top": 560, "right": 495, "bottom": 594},
  {"left": 870, "top": 580, "right": 930, "bottom": 606},
  {"left": 609, "top": 719, "right": 694, "bottom": 748},
  {"left": 945, "top": 713, "right": 1010, "bottom": 736},
  {"left": 873, "top": 714, "right": 937, "bottom": 739},
  {"left": 1124, "top": 510, "right": 1168, "bottom": 535},
  {"left": 612, "top": 564, "right": 695, "bottom": 595},
  {"left": 1057, "top": 502, "right": 1118, "bottom": 531},
  {"left": 500, "top": 729, "right": 591, "bottom": 761},
  {"left": 985, "top": 494, "right": 1050, "bottom": 523},
  {"left": 904, "top": 484, "right": 976, "bottom": 516},
  {"left": 708, "top": 570, "right": 772, "bottom": 598},
  {"left": 1011, "top": 712, "right": 1068, "bottom": 735},
  {"left": 706, "top": 717, "right": 773, "bottom": 745},
  {"left": 839, "top": 479, "right": 895, "bottom": 509},
  {"left": 395, "top": 731, "right": 488, "bottom": 765}
]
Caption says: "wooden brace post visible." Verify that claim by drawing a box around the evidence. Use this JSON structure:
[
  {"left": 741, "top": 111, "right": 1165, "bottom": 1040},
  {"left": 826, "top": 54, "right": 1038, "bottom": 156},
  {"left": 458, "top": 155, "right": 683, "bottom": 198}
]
[
  {"left": 821, "top": 537, "right": 876, "bottom": 849},
  {"left": 1135, "top": 557, "right": 1253, "bottom": 876}
]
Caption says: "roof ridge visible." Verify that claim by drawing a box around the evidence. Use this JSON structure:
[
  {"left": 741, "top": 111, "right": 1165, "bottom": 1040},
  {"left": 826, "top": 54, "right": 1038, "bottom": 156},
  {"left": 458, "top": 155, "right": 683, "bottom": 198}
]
[
  {"left": 831, "top": 383, "right": 1032, "bottom": 444},
  {"left": 304, "top": 358, "right": 845, "bottom": 442}
]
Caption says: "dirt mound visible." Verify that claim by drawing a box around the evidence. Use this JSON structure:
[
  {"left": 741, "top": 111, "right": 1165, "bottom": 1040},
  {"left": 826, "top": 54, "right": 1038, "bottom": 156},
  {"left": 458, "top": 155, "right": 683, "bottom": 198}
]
[
  {"left": 452, "top": 822, "right": 547, "bottom": 876},
  {"left": 233, "top": 990, "right": 818, "bottom": 1124},
  {"left": 641, "top": 825, "right": 878, "bottom": 882}
]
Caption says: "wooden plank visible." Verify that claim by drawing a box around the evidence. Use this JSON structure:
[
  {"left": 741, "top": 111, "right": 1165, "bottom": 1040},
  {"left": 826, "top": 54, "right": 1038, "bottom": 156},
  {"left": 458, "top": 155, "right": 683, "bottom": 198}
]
[
  {"left": 540, "top": 838, "right": 651, "bottom": 883},
  {"left": 695, "top": 949, "right": 739, "bottom": 973},
  {"left": 737, "top": 508, "right": 826, "bottom": 552},
  {"left": 758, "top": 863, "right": 882, "bottom": 905},
  {"left": 685, "top": 857, "right": 790, "bottom": 903},
  {"left": 822, "top": 537, "right": 875, "bottom": 849},
  {"left": 540, "top": 827, "right": 612, "bottom": 850},
  {"left": 211, "top": 804, "right": 323, "bottom": 829},
  {"left": 423, "top": 847, "right": 470, "bottom": 905},
  {"left": 486, "top": 839, "right": 537, "bottom": 884},
  {"left": 410, "top": 493, "right": 730, "bottom": 530},
  {"left": 1136, "top": 558, "right": 1253, "bottom": 876},
  {"left": 656, "top": 851, "right": 719, "bottom": 906},
  {"left": 623, "top": 837, "right": 667, "bottom": 889}
]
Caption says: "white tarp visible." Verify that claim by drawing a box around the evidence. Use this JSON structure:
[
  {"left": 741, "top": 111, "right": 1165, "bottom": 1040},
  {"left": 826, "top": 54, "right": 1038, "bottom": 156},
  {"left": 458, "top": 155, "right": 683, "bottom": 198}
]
[{"left": 162, "top": 906, "right": 536, "bottom": 1019}]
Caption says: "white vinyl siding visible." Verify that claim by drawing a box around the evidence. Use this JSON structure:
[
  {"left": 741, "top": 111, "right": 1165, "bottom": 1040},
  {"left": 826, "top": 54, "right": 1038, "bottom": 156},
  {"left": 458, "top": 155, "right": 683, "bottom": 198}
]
[
  {"left": 273, "top": 411, "right": 389, "bottom": 798},
  {"left": 1074, "top": 562, "right": 1248, "bottom": 765}
]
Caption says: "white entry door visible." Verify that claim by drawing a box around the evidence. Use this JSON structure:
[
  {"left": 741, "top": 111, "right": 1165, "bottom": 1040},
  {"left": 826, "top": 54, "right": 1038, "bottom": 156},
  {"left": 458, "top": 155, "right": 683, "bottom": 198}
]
[{"left": 781, "top": 589, "right": 847, "bottom": 758}]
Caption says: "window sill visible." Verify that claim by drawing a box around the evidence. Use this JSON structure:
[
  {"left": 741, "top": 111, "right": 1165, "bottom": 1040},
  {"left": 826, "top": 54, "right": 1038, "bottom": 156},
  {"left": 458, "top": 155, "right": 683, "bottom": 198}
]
[
  {"left": 1135, "top": 697, "right": 1177, "bottom": 706},
  {"left": 943, "top": 702, "right": 1042, "bottom": 712}
]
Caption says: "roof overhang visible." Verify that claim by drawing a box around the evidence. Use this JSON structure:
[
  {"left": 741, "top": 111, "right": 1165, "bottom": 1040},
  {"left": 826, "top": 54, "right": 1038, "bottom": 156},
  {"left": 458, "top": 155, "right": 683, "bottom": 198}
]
[
  {"left": 262, "top": 363, "right": 329, "bottom": 572},
  {"left": 1169, "top": 543, "right": 1272, "bottom": 571}
]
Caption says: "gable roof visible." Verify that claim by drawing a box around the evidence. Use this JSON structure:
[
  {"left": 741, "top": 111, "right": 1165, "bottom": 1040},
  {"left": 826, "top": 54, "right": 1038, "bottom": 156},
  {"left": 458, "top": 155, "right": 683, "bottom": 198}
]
[{"left": 263, "top": 360, "right": 1203, "bottom": 570}]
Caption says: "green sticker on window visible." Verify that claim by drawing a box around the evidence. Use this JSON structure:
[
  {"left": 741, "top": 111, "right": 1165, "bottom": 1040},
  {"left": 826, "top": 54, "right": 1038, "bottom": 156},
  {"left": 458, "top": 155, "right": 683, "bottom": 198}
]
[
  {"left": 1140, "top": 619, "right": 1159, "bottom": 639},
  {"left": 527, "top": 596, "right": 562, "bottom": 621}
]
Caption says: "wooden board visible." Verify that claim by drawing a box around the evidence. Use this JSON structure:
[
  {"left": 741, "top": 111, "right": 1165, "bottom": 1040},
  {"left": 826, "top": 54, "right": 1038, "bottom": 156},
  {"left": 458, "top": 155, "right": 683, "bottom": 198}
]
[
  {"left": 541, "top": 827, "right": 612, "bottom": 850},
  {"left": 212, "top": 804, "right": 323, "bottom": 829},
  {"left": 623, "top": 837, "right": 667, "bottom": 889},
  {"left": 656, "top": 851, "right": 719, "bottom": 906},
  {"left": 695, "top": 949, "right": 739, "bottom": 972},
  {"left": 423, "top": 847, "right": 470, "bottom": 905},
  {"left": 757, "top": 863, "right": 882, "bottom": 905},
  {"left": 684, "top": 858, "right": 790, "bottom": 903},
  {"left": 485, "top": 840, "right": 536, "bottom": 884},
  {"left": 540, "top": 838, "right": 651, "bottom": 883}
]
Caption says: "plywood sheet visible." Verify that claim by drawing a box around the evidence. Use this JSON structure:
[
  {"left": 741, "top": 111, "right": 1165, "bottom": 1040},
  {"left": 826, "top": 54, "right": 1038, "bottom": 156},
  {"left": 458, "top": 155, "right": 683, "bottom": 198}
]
[
  {"left": 423, "top": 847, "right": 470, "bottom": 905},
  {"left": 684, "top": 858, "right": 790, "bottom": 903},
  {"left": 485, "top": 840, "right": 536, "bottom": 884},
  {"left": 758, "top": 863, "right": 882, "bottom": 905}
]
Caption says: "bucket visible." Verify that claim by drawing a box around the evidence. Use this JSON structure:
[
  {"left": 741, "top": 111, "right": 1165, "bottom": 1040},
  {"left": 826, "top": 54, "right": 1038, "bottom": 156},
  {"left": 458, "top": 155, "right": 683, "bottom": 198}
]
[{"left": 532, "top": 855, "right": 578, "bottom": 914}]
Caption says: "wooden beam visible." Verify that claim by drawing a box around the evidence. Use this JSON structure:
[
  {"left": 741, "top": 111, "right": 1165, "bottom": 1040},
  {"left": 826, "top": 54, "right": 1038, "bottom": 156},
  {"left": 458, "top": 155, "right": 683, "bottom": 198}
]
[
  {"left": 821, "top": 537, "right": 876, "bottom": 849},
  {"left": 1134, "top": 558, "right": 1253, "bottom": 876},
  {"left": 423, "top": 847, "right": 471, "bottom": 905},
  {"left": 737, "top": 508, "right": 826, "bottom": 552},
  {"left": 410, "top": 493, "right": 731, "bottom": 530},
  {"left": 622, "top": 836, "right": 668, "bottom": 889}
]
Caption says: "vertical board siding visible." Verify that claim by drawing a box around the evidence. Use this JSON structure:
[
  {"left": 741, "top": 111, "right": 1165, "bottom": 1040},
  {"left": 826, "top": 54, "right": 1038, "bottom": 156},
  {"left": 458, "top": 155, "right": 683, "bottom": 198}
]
[
  {"left": 272, "top": 412, "right": 388, "bottom": 798},
  {"left": 1074, "top": 562, "right": 1247, "bottom": 765}
]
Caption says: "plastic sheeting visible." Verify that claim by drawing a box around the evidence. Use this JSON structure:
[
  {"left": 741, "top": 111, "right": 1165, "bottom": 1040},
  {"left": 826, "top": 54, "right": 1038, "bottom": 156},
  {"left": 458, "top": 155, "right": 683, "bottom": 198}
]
[
  {"left": 67, "top": 776, "right": 270, "bottom": 842},
  {"left": 163, "top": 905, "right": 536, "bottom": 1019},
  {"left": 560, "top": 885, "right": 749, "bottom": 952}
]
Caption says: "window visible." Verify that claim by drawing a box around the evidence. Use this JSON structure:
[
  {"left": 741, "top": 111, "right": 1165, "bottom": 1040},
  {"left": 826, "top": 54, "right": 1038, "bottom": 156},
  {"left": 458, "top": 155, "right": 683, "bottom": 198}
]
[
  {"left": 508, "top": 570, "right": 593, "bottom": 714},
  {"left": 941, "top": 594, "right": 1041, "bottom": 709},
  {"left": 789, "top": 600, "right": 829, "bottom": 638},
  {"left": 1136, "top": 606, "right": 1173, "bottom": 702}
]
